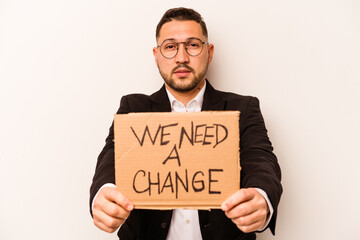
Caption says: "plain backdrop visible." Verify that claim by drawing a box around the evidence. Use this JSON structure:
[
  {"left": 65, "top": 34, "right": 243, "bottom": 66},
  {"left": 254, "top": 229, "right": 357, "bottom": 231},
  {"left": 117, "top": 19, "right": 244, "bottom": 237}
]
[{"left": 1, "top": 0, "right": 359, "bottom": 239}]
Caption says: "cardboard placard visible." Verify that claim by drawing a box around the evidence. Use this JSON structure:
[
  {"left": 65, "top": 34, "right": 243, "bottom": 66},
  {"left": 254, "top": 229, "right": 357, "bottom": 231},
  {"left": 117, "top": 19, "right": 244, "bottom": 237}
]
[{"left": 114, "top": 111, "right": 240, "bottom": 209}]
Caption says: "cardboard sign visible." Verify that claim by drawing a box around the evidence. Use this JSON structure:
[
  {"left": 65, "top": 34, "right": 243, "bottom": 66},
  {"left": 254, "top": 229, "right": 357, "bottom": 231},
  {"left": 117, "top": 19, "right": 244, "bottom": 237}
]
[{"left": 114, "top": 111, "right": 240, "bottom": 209}]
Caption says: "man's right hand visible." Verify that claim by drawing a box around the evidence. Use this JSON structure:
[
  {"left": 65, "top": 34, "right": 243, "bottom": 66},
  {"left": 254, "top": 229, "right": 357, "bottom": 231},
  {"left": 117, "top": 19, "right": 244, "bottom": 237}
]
[{"left": 92, "top": 187, "right": 134, "bottom": 233}]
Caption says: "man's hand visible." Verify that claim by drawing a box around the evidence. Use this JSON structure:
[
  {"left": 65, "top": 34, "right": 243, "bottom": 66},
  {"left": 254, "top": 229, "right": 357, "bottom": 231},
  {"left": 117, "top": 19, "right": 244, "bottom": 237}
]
[
  {"left": 92, "top": 187, "right": 134, "bottom": 233},
  {"left": 221, "top": 188, "right": 269, "bottom": 233}
]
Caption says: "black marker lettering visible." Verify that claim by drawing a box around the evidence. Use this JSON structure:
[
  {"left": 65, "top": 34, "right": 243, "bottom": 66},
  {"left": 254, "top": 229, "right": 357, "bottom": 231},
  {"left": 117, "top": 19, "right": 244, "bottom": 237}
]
[
  {"left": 160, "top": 123, "right": 178, "bottom": 145},
  {"left": 162, "top": 144, "right": 181, "bottom": 167},
  {"left": 179, "top": 121, "right": 194, "bottom": 149},
  {"left": 148, "top": 171, "right": 160, "bottom": 195},
  {"left": 161, "top": 172, "right": 174, "bottom": 193},
  {"left": 208, "top": 169, "right": 223, "bottom": 194},
  {"left": 203, "top": 126, "right": 214, "bottom": 145},
  {"left": 130, "top": 125, "right": 161, "bottom": 146},
  {"left": 175, "top": 169, "right": 189, "bottom": 199},
  {"left": 213, "top": 124, "right": 228, "bottom": 148},
  {"left": 195, "top": 124, "right": 206, "bottom": 143},
  {"left": 192, "top": 171, "right": 205, "bottom": 192},
  {"left": 133, "top": 170, "right": 149, "bottom": 194}
]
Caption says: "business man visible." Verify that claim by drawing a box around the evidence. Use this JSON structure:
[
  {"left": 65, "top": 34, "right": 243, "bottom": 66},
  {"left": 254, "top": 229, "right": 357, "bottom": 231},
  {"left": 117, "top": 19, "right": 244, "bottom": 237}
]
[{"left": 90, "top": 7, "right": 282, "bottom": 240}]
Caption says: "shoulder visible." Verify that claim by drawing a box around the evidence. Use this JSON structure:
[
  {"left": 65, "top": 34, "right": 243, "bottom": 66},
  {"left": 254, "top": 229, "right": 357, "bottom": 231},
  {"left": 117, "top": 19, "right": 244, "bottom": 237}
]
[
  {"left": 118, "top": 93, "right": 154, "bottom": 113},
  {"left": 117, "top": 85, "right": 169, "bottom": 113},
  {"left": 213, "top": 88, "right": 260, "bottom": 111},
  {"left": 204, "top": 81, "right": 260, "bottom": 109},
  {"left": 216, "top": 89, "right": 258, "bottom": 102}
]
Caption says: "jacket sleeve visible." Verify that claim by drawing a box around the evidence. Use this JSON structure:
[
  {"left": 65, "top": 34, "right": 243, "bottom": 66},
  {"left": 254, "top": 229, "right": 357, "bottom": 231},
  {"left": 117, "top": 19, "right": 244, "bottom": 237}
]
[
  {"left": 89, "top": 96, "right": 131, "bottom": 216},
  {"left": 239, "top": 97, "right": 282, "bottom": 234}
]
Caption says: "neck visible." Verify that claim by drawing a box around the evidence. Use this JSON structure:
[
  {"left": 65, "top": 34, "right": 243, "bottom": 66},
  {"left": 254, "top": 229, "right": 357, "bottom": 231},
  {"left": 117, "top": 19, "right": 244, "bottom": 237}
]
[{"left": 165, "top": 79, "right": 205, "bottom": 106}]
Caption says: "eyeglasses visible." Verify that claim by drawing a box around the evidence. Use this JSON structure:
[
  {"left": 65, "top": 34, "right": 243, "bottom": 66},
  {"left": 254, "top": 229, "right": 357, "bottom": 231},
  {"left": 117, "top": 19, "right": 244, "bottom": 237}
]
[{"left": 157, "top": 38, "right": 209, "bottom": 59}]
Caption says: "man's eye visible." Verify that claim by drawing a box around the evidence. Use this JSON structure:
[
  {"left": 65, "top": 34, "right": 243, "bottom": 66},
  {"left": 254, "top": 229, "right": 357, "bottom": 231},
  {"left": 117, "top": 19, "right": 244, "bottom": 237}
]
[
  {"left": 187, "top": 42, "right": 200, "bottom": 48},
  {"left": 164, "top": 44, "right": 177, "bottom": 50}
]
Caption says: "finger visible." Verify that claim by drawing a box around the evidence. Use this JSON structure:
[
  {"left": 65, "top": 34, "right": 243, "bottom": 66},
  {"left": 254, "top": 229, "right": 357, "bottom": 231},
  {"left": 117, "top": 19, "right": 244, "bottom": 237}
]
[
  {"left": 224, "top": 201, "right": 256, "bottom": 219},
  {"left": 236, "top": 219, "right": 264, "bottom": 233},
  {"left": 93, "top": 217, "right": 119, "bottom": 233},
  {"left": 102, "top": 200, "right": 131, "bottom": 220},
  {"left": 104, "top": 188, "right": 134, "bottom": 211},
  {"left": 231, "top": 209, "right": 266, "bottom": 228},
  {"left": 93, "top": 208, "right": 125, "bottom": 232},
  {"left": 221, "top": 189, "right": 255, "bottom": 211},
  {"left": 224, "top": 192, "right": 269, "bottom": 220}
]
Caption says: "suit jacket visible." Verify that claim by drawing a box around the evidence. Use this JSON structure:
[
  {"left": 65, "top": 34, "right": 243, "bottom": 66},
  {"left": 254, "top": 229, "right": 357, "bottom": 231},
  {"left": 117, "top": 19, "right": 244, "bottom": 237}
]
[{"left": 90, "top": 81, "right": 282, "bottom": 240}]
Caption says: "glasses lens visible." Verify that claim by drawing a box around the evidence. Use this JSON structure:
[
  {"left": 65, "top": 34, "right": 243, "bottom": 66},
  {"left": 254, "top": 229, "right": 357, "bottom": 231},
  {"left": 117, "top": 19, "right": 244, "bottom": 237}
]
[
  {"left": 161, "top": 40, "right": 178, "bottom": 58},
  {"left": 186, "top": 39, "right": 203, "bottom": 56},
  {"left": 159, "top": 39, "right": 204, "bottom": 58}
]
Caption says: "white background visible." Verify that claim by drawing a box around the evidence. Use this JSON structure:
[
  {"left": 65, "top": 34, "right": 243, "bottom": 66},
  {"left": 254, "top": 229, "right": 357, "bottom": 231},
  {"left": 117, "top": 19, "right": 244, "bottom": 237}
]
[{"left": 1, "top": 0, "right": 359, "bottom": 239}]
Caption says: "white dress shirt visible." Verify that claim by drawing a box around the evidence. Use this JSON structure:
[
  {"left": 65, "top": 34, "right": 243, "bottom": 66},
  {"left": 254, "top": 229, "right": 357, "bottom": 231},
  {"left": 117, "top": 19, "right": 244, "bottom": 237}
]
[
  {"left": 93, "top": 82, "right": 273, "bottom": 238},
  {"left": 165, "top": 84, "right": 206, "bottom": 240}
]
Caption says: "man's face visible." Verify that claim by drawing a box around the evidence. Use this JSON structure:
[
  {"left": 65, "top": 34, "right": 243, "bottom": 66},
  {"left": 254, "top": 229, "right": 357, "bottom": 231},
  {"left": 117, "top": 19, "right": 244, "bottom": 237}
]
[{"left": 153, "top": 20, "right": 214, "bottom": 93}]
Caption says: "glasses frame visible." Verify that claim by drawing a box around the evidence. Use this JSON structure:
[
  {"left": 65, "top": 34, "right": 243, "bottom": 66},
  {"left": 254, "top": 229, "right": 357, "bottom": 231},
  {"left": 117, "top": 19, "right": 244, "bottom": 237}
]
[{"left": 157, "top": 38, "right": 209, "bottom": 59}]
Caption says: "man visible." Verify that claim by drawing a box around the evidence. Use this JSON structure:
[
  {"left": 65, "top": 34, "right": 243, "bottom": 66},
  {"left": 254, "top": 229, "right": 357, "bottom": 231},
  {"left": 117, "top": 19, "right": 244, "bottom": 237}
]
[{"left": 90, "top": 7, "right": 282, "bottom": 240}]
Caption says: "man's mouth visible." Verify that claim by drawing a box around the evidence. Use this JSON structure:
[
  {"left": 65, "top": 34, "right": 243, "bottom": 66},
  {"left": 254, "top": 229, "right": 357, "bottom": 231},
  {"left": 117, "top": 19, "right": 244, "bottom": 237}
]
[{"left": 173, "top": 68, "right": 192, "bottom": 78}]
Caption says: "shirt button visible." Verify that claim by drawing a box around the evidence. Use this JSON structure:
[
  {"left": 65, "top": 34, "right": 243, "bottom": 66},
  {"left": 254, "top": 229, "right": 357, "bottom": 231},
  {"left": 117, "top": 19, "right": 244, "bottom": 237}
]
[
  {"left": 186, "top": 219, "right": 190, "bottom": 224},
  {"left": 161, "top": 222, "right": 167, "bottom": 229}
]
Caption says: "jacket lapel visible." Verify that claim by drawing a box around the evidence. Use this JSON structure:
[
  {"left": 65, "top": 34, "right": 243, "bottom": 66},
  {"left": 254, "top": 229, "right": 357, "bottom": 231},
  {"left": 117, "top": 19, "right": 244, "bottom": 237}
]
[
  {"left": 202, "top": 80, "right": 226, "bottom": 111},
  {"left": 149, "top": 84, "right": 172, "bottom": 112}
]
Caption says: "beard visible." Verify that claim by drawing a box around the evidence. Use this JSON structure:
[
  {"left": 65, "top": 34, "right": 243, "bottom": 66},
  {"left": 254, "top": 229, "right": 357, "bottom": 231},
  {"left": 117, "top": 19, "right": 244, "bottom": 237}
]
[{"left": 159, "top": 63, "right": 208, "bottom": 93}]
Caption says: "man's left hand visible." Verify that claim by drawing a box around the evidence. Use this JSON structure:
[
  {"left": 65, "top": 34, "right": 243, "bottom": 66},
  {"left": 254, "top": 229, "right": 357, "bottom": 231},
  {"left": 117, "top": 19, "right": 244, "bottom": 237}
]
[{"left": 221, "top": 188, "right": 269, "bottom": 233}]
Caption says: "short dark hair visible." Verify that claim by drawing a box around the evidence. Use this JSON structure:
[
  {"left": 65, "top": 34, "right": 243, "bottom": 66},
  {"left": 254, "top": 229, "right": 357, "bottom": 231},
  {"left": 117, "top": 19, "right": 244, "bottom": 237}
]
[{"left": 156, "top": 7, "right": 208, "bottom": 40}]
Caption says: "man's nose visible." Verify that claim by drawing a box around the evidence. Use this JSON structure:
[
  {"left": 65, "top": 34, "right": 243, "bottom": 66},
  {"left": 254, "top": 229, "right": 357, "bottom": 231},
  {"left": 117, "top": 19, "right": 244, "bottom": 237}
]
[{"left": 175, "top": 43, "right": 190, "bottom": 63}]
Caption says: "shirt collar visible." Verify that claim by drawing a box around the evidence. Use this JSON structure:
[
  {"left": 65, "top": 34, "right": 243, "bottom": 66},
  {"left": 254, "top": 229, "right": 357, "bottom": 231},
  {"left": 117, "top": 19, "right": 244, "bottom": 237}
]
[{"left": 165, "top": 81, "right": 206, "bottom": 109}]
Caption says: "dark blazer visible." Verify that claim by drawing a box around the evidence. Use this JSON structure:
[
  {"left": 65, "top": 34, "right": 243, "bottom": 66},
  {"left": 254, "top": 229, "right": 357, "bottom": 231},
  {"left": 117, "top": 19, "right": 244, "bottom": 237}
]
[{"left": 90, "top": 81, "right": 282, "bottom": 240}]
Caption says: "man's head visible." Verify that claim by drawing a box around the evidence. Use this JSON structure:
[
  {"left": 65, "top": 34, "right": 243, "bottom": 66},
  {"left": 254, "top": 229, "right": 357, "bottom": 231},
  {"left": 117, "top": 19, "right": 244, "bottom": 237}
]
[
  {"left": 153, "top": 8, "right": 214, "bottom": 95},
  {"left": 156, "top": 8, "right": 208, "bottom": 41}
]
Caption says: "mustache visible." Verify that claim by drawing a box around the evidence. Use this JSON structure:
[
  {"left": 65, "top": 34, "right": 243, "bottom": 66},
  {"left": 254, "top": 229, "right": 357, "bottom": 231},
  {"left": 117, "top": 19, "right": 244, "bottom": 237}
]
[{"left": 172, "top": 64, "right": 194, "bottom": 74}]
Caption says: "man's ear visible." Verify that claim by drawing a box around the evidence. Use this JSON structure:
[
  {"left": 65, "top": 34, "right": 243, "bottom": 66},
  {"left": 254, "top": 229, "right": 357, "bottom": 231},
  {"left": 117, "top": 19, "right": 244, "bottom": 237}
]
[
  {"left": 153, "top": 47, "right": 159, "bottom": 67},
  {"left": 207, "top": 44, "right": 214, "bottom": 65}
]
